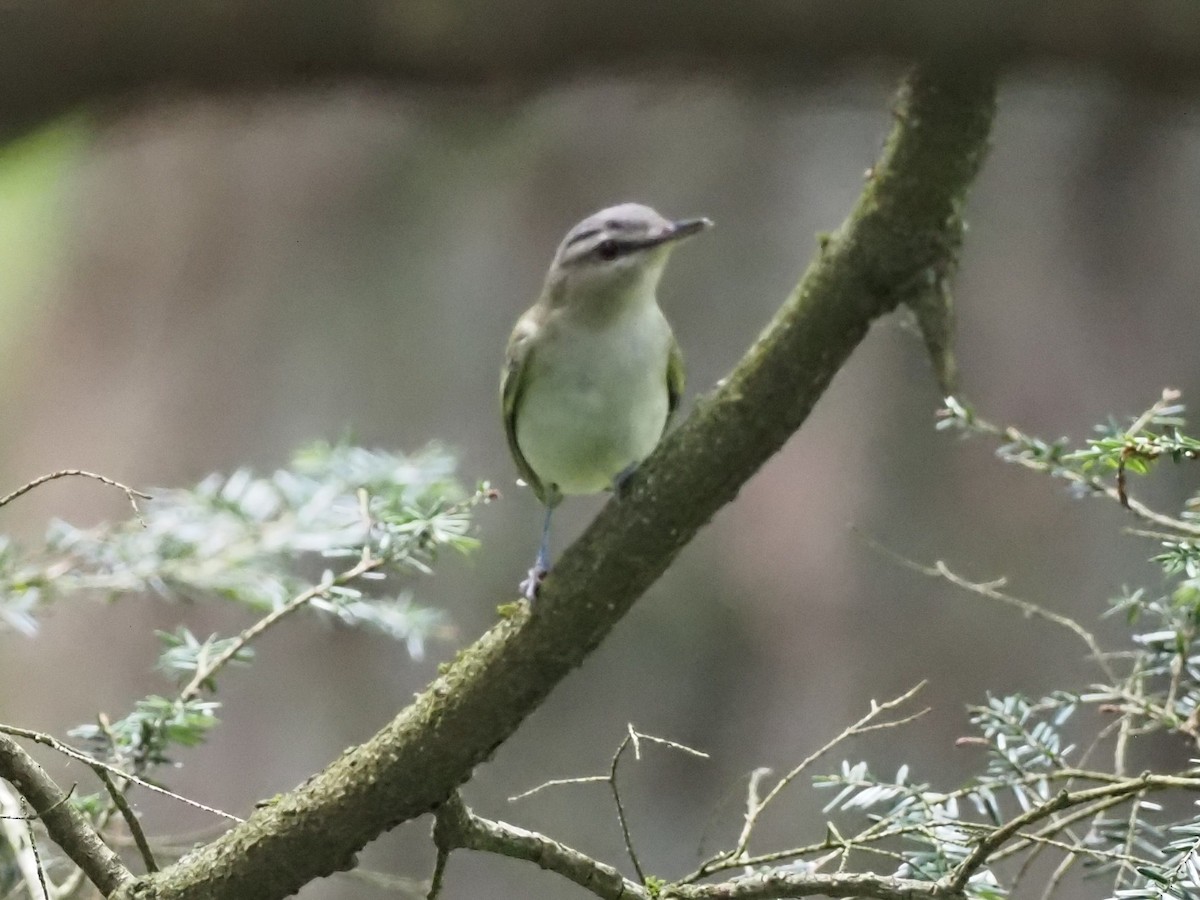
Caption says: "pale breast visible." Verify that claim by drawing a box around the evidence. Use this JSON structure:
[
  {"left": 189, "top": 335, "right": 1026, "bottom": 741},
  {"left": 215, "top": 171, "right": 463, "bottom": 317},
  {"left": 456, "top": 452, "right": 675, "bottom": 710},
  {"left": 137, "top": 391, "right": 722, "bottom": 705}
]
[{"left": 516, "top": 304, "right": 672, "bottom": 496}]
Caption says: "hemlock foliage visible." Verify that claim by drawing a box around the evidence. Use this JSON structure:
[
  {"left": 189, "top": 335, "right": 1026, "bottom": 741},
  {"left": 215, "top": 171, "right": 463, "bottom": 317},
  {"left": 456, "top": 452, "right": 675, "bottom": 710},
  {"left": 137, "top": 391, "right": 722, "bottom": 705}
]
[{"left": 3, "top": 396, "right": 1200, "bottom": 899}]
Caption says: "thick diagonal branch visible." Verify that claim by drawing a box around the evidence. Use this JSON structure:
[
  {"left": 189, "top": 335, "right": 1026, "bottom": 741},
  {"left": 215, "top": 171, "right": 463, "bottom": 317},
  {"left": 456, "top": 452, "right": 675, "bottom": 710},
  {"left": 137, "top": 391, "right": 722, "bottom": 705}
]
[{"left": 111, "top": 67, "right": 996, "bottom": 900}]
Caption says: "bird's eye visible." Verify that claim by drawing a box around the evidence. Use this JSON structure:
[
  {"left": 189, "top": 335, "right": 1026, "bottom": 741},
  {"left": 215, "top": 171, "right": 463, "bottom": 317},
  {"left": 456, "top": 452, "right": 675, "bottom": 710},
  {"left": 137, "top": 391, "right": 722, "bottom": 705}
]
[{"left": 597, "top": 240, "right": 619, "bottom": 261}]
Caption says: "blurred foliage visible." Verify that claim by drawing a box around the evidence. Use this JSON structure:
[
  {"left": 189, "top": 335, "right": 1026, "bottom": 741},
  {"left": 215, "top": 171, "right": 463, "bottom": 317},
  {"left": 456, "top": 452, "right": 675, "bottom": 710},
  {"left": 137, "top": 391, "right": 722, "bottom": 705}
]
[
  {"left": 0, "top": 441, "right": 488, "bottom": 897},
  {"left": 7, "top": 398, "right": 1200, "bottom": 897},
  {"left": 0, "top": 442, "right": 480, "bottom": 648},
  {"left": 795, "top": 395, "right": 1200, "bottom": 899},
  {"left": 0, "top": 440, "right": 485, "bottom": 815},
  {"left": 0, "top": 119, "right": 86, "bottom": 372}
]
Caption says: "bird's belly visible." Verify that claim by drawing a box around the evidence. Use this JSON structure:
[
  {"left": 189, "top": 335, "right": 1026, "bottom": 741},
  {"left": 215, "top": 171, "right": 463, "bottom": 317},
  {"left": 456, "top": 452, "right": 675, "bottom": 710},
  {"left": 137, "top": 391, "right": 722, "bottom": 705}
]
[{"left": 517, "top": 361, "right": 670, "bottom": 496}]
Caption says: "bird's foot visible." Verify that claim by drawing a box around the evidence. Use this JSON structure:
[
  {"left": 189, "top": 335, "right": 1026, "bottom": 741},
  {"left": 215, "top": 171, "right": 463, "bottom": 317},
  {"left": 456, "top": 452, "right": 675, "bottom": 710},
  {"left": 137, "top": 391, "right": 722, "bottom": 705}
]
[
  {"left": 613, "top": 462, "right": 640, "bottom": 499},
  {"left": 519, "top": 564, "right": 548, "bottom": 602}
]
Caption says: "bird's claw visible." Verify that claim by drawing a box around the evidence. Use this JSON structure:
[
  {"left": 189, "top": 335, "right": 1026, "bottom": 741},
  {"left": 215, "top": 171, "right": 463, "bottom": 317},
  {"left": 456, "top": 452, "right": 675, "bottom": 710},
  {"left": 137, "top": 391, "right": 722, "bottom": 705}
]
[
  {"left": 519, "top": 565, "right": 547, "bottom": 602},
  {"left": 613, "top": 462, "right": 639, "bottom": 499}
]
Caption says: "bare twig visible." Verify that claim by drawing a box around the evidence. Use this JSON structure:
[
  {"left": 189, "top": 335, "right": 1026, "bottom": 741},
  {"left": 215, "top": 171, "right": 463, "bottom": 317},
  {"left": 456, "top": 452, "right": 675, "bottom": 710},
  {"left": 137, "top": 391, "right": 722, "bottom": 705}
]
[
  {"left": 0, "top": 724, "right": 242, "bottom": 822},
  {"left": 507, "top": 775, "right": 609, "bottom": 801},
  {"left": 21, "top": 801, "right": 50, "bottom": 900},
  {"left": 436, "top": 789, "right": 955, "bottom": 900},
  {"left": 433, "top": 791, "right": 644, "bottom": 900},
  {"left": 689, "top": 682, "right": 927, "bottom": 880},
  {"left": 990, "top": 791, "right": 1134, "bottom": 866},
  {"left": 632, "top": 730, "right": 709, "bottom": 760},
  {"left": 1125, "top": 389, "right": 1181, "bottom": 439},
  {"left": 0, "top": 470, "right": 150, "bottom": 524},
  {"left": 662, "top": 870, "right": 949, "bottom": 899},
  {"left": 758, "top": 684, "right": 928, "bottom": 815},
  {"left": 1116, "top": 389, "right": 1186, "bottom": 508},
  {"left": 950, "top": 776, "right": 1156, "bottom": 890},
  {"left": 179, "top": 551, "right": 385, "bottom": 701},
  {"left": 0, "top": 783, "right": 50, "bottom": 900},
  {"left": 942, "top": 402, "right": 1200, "bottom": 538},
  {"left": 510, "top": 725, "right": 708, "bottom": 885},
  {"left": 94, "top": 768, "right": 157, "bottom": 874},
  {"left": 733, "top": 768, "right": 771, "bottom": 873},
  {"left": 1038, "top": 850, "right": 1079, "bottom": 900},
  {"left": 0, "top": 786, "right": 75, "bottom": 821},
  {"left": 859, "top": 534, "right": 1116, "bottom": 681},
  {"left": 709, "top": 821, "right": 934, "bottom": 876},
  {"left": 611, "top": 728, "right": 646, "bottom": 883}
]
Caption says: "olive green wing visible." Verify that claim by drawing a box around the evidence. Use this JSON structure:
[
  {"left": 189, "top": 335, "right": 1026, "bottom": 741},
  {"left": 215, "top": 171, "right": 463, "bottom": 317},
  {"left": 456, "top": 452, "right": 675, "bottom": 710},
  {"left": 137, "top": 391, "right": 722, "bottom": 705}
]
[
  {"left": 501, "top": 315, "right": 550, "bottom": 505},
  {"left": 666, "top": 334, "right": 686, "bottom": 427}
]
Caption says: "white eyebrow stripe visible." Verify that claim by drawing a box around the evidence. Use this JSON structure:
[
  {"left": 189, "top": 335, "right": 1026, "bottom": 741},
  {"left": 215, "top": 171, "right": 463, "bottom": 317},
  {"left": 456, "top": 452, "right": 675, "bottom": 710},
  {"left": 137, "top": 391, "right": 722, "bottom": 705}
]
[{"left": 564, "top": 227, "right": 602, "bottom": 248}]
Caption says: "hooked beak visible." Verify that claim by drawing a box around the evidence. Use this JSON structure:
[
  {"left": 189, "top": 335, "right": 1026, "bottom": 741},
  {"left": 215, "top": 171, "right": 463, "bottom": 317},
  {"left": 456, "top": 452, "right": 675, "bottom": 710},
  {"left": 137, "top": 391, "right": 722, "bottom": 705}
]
[
  {"left": 626, "top": 216, "right": 713, "bottom": 252},
  {"left": 667, "top": 217, "right": 714, "bottom": 241}
]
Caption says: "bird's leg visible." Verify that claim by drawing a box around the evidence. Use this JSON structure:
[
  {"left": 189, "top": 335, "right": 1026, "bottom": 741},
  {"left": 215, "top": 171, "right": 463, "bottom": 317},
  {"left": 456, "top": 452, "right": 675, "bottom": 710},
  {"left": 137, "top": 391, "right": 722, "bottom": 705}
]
[{"left": 519, "top": 505, "right": 554, "bottom": 601}]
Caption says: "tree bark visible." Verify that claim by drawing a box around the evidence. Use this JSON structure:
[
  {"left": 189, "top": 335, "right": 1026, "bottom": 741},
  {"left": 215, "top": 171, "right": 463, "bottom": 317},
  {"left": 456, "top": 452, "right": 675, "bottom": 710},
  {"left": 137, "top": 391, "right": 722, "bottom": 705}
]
[{"left": 105, "top": 65, "right": 997, "bottom": 900}]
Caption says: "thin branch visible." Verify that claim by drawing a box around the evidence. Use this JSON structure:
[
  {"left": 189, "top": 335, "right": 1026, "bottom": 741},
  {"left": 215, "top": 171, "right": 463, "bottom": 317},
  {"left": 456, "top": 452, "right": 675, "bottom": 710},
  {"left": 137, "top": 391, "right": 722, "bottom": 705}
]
[
  {"left": 0, "top": 787, "right": 75, "bottom": 821},
  {"left": 732, "top": 768, "right": 772, "bottom": 872},
  {"left": 611, "top": 729, "right": 645, "bottom": 882},
  {"left": 632, "top": 731, "right": 710, "bottom": 760},
  {"left": 1038, "top": 851, "right": 1079, "bottom": 900},
  {"left": 758, "top": 683, "right": 928, "bottom": 815},
  {"left": 989, "top": 791, "right": 1134, "bottom": 865},
  {"left": 509, "top": 725, "right": 708, "bottom": 886},
  {"left": 21, "top": 802, "right": 50, "bottom": 900},
  {"left": 662, "top": 870, "right": 951, "bottom": 900},
  {"left": 509, "top": 729, "right": 708, "bottom": 804},
  {"left": 944, "top": 403, "right": 1200, "bottom": 538},
  {"left": 950, "top": 776, "right": 1155, "bottom": 890},
  {"left": 691, "top": 682, "right": 927, "bottom": 880},
  {"left": 179, "top": 551, "right": 385, "bottom": 701},
  {"left": 0, "top": 470, "right": 150, "bottom": 523},
  {"left": 432, "top": 791, "right": 645, "bottom": 900},
  {"left": 0, "top": 724, "right": 242, "bottom": 823},
  {"left": 0, "top": 734, "right": 132, "bottom": 896},
  {"left": 860, "top": 533, "right": 1116, "bottom": 681},
  {"left": 437, "top": 793, "right": 954, "bottom": 899},
  {"left": 1125, "top": 388, "right": 1181, "bottom": 439},
  {"left": 1114, "top": 794, "right": 1145, "bottom": 891},
  {"left": 94, "top": 768, "right": 157, "bottom": 874},
  {"left": 0, "top": 784, "right": 51, "bottom": 900},
  {"left": 508, "top": 776, "right": 609, "bottom": 802},
  {"left": 709, "top": 821, "right": 945, "bottom": 877},
  {"left": 1008, "top": 829, "right": 1149, "bottom": 873}
]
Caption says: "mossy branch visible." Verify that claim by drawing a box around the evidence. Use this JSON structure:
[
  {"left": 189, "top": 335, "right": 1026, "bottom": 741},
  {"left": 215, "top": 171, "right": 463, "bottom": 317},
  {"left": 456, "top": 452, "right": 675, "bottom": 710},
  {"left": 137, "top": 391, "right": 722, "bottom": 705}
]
[{"left": 102, "top": 66, "right": 995, "bottom": 900}]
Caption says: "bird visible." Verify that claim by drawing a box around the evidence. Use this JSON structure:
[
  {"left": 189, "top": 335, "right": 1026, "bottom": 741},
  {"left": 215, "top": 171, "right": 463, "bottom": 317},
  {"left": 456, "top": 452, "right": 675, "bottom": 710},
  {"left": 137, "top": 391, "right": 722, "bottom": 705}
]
[{"left": 501, "top": 202, "right": 712, "bottom": 600}]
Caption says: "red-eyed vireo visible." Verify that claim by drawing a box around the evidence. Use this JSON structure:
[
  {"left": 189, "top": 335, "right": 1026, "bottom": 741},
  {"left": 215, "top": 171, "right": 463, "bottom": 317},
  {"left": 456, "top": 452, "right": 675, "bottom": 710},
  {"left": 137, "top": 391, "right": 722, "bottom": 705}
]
[{"left": 501, "top": 202, "right": 712, "bottom": 599}]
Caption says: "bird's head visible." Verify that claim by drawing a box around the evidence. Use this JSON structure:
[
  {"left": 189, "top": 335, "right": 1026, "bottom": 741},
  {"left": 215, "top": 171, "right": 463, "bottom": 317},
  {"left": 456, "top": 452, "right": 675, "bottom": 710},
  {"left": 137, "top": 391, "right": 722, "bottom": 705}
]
[{"left": 544, "top": 202, "right": 711, "bottom": 306}]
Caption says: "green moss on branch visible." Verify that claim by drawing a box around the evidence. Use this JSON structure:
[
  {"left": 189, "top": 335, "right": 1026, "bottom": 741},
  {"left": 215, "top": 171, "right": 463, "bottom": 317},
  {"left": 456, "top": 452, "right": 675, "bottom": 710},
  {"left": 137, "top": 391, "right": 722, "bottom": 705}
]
[{"left": 112, "top": 68, "right": 996, "bottom": 900}]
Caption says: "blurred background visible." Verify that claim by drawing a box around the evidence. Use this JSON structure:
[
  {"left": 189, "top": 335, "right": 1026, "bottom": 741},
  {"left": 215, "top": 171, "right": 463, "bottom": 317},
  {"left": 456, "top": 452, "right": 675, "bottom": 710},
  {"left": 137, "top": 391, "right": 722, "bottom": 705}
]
[{"left": 1, "top": 66, "right": 1199, "bottom": 899}]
